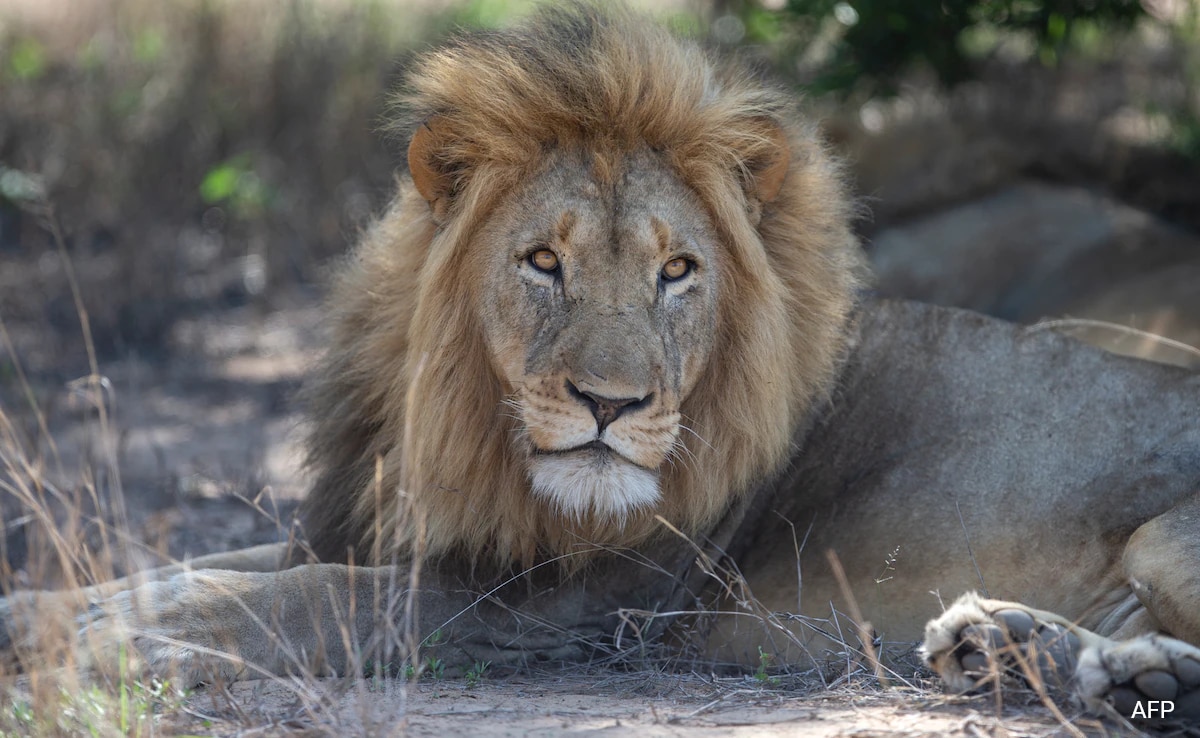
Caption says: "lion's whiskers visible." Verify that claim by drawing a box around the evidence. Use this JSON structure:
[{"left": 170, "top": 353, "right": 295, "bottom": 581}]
[
  {"left": 500, "top": 396, "right": 531, "bottom": 434},
  {"left": 664, "top": 433, "right": 699, "bottom": 474},
  {"left": 677, "top": 419, "right": 714, "bottom": 452}
]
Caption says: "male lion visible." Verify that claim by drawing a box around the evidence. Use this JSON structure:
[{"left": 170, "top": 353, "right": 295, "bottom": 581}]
[{"left": 2, "top": 3, "right": 1199, "bottom": 724}]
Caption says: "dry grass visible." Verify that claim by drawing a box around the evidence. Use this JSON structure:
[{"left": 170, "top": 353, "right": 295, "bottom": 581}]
[{"left": 1, "top": 11, "right": 441, "bottom": 727}]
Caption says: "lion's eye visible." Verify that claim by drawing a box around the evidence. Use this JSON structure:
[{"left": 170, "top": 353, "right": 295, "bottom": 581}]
[
  {"left": 529, "top": 249, "right": 560, "bottom": 273},
  {"left": 661, "top": 258, "right": 692, "bottom": 281}
]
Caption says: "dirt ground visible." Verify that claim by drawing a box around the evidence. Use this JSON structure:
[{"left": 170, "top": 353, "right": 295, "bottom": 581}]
[
  {"left": 0, "top": 293, "right": 316, "bottom": 584},
  {"left": 176, "top": 673, "right": 1152, "bottom": 737}
]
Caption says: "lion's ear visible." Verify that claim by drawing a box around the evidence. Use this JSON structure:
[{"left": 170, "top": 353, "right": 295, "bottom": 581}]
[
  {"left": 407, "top": 117, "right": 457, "bottom": 221},
  {"left": 747, "top": 120, "right": 790, "bottom": 205}
]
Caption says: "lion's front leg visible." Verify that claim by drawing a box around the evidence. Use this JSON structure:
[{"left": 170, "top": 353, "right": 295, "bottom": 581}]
[
  {"left": 924, "top": 592, "right": 1200, "bottom": 725},
  {"left": 8, "top": 550, "right": 678, "bottom": 686},
  {"left": 1, "top": 589, "right": 93, "bottom": 670},
  {"left": 80, "top": 569, "right": 316, "bottom": 684},
  {"left": 75, "top": 564, "right": 431, "bottom": 685},
  {"left": 70, "top": 562, "right": 612, "bottom": 686},
  {"left": 1, "top": 543, "right": 296, "bottom": 675}
]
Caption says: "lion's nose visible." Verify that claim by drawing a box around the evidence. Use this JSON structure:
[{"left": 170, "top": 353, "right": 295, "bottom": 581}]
[{"left": 566, "top": 380, "right": 651, "bottom": 434}]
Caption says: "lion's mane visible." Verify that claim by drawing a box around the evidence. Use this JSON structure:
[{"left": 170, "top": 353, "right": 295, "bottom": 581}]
[{"left": 300, "top": 3, "right": 862, "bottom": 568}]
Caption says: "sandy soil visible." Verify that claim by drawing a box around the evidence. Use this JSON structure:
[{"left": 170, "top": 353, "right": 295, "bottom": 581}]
[{"left": 174, "top": 671, "right": 1146, "bottom": 737}]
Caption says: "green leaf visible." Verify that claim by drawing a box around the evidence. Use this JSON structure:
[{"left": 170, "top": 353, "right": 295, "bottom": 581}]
[
  {"left": 9, "top": 38, "right": 46, "bottom": 80},
  {"left": 199, "top": 155, "right": 252, "bottom": 204},
  {"left": 134, "top": 29, "right": 165, "bottom": 64},
  {"left": 200, "top": 165, "right": 239, "bottom": 204}
]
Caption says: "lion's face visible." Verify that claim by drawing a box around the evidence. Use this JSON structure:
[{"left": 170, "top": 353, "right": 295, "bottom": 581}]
[{"left": 474, "top": 148, "right": 720, "bottom": 522}]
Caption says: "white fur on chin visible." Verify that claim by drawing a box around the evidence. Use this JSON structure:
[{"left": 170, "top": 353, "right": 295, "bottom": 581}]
[{"left": 529, "top": 453, "right": 661, "bottom": 523}]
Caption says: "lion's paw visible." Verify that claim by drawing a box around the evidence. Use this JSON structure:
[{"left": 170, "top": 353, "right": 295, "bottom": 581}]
[
  {"left": 923, "top": 592, "right": 1200, "bottom": 725},
  {"left": 0, "top": 590, "right": 92, "bottom": 670},
  {"left": 1075, "top": 633, "right": 1200, "bottom": 724},
  {"left": 923, "top": 592, "right": 1087, "bottom": 693},
  {"left": 77, "top": 575, "right": 248, "bottom": 686}
]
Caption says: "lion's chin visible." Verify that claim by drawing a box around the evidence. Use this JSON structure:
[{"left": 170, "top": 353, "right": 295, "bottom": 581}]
[{"left": 528, "top": 451, "right": 660, "bottom": 524}]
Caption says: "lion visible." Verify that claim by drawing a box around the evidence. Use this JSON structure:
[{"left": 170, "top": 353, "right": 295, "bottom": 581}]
[{"left": 2, "top": 3, "right": 1198, "bottom": 724}]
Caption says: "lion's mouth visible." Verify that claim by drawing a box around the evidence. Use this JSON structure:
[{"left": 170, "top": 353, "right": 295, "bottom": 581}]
[
  {"left": 536, "top": 440, "right": 651, "bottom": 469},
  {"left": 566, "top": 440, "right": 612, "bottom": 455}
]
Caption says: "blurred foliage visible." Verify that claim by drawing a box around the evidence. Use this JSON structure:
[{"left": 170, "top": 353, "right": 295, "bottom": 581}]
[
  {"left": 1169, "top": 8, "right": 1200, "bottom": 158},
  {"left": 199, "top": 154, "right": 274, "bottom": 218},
  {"left": 436, "top": 0, "right": 709, "bottom": 38},
  {"left": 0, "top": 166, "right": 45, "bottom": 204},
  {"left": 451, "top": 0, "right": 539, "bottom": 28},
  {"left": 732, "top": 0, "right": 1147, "bottom": 95},
  {"left": 7, "top": 37, "right": 46, "bottom": 80},
  {"left": 0, "top": 0, "right": 433, "bottom": 360}
]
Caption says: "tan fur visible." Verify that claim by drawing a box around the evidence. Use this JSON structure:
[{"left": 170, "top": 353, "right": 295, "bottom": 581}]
[{"left": 299, "top": 3, "right": 861, "bottom": 567}]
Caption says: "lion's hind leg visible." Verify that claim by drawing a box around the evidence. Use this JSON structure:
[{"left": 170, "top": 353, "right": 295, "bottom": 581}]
[
  {"left": 1122, "top": 492, "right": 1200, "bottom": 647},
  {"left": 924, "top": 592, "right": 1200, "bottom": 725}
]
